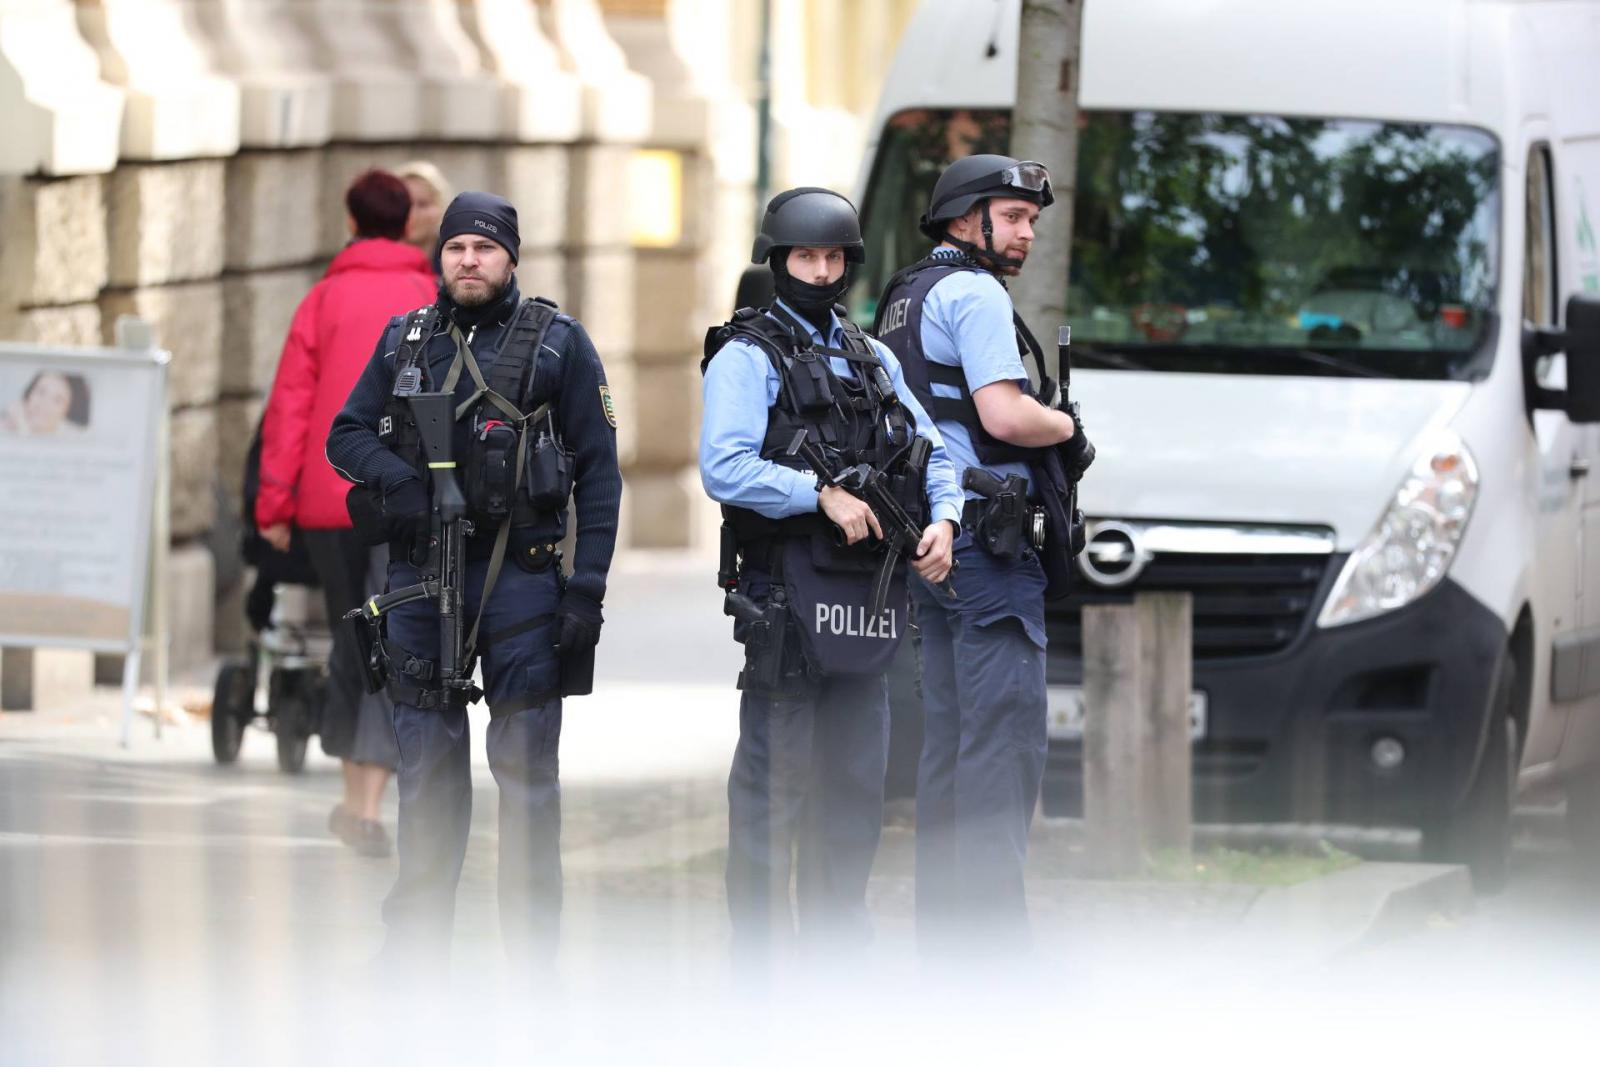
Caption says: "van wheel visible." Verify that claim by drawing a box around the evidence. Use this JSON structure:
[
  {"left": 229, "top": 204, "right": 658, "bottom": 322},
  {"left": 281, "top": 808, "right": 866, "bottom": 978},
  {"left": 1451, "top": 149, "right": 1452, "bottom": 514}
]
[
  {"left": 1565, "top": 769, "right": 1600, "bottom": 871},
  {"left": 1421, "top": 652, "right": 1518, "bottom": 894}
]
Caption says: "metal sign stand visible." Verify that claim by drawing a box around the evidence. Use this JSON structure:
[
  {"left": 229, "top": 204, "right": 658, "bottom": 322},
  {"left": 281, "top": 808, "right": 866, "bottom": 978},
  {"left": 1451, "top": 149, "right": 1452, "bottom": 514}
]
[{"left": 114, "top": 317, "right": 169, "bottom": 747}]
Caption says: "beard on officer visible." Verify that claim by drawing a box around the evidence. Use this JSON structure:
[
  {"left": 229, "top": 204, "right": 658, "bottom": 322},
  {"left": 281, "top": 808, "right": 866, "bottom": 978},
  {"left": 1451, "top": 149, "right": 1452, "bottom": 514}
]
[
  {"left": 699, "top": 187, "right": 964, "bottom": 970},
  {"left": 874, "top": 155, "right": 1093, "bottom": 952},
  {"left": 326, "top": 191, "right": 622, "bottom": 975}
]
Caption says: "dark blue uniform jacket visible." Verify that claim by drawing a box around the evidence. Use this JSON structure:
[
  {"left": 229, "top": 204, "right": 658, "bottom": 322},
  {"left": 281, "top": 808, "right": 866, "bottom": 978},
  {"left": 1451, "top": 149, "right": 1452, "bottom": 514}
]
[{"left": 326, "top": 280, "right": 621, "bottom": 605}]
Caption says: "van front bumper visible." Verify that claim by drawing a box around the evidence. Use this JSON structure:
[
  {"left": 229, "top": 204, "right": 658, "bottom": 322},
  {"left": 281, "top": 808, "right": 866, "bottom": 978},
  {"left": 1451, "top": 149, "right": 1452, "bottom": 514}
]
[{"left": 1041, "top": 567, "right": 1508, "bottom": 826}]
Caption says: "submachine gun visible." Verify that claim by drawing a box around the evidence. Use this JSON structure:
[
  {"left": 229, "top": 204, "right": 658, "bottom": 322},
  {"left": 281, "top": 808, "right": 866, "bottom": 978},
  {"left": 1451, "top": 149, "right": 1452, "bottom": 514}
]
[
  {"left": 1055, "top": 325, "right": 1093, "bottom": 556},
  {"left": 792, "top": 432, "right": 957, "bottom": 619},
  {"left": 345, "top": 392, "right": 482, "bottom": 707}
]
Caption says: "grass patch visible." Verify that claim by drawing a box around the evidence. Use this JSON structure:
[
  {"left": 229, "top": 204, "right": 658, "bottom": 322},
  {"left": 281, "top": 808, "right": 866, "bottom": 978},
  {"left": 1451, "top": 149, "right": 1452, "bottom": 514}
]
[{"left": 1144, "top": 841, "right": 1360, "bottom": 886}]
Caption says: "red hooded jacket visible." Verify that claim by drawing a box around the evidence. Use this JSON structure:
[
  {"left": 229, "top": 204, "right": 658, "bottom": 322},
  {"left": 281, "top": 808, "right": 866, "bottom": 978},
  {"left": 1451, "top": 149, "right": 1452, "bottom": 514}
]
[{"left": 256, "top": 239, "right": 435, "bottom": 530}]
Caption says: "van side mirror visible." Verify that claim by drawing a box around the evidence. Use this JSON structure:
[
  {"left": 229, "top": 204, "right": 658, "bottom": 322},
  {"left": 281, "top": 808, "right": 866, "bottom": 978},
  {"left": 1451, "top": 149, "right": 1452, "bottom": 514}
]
[
  {"left": 1565, "top": 294, "right": 1600, "bottom": 423},
  {"left": 1523, "top": 294, "right": 1600, "bottom": 422}
]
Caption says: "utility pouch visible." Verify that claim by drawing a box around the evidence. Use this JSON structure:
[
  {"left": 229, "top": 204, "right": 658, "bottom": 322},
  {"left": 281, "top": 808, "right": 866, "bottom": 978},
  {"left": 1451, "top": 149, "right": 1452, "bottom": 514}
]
[
  {"left": 783, "top": 352, "right": 835, "bottom": 413},
  {"left": 343, "top": 605, "right": 389, "bottom": 694},
  {"left": 525, "top": 425, "right": 574, "bottom": 510},
  {"left": 466, "top": 415, "right": 519, "bottom": 520},
  {"left": 345, "top": 485, "right": 392, "bottom": 547},
  {"left": 890, "top": 436, "right": 931, "bottom": 528},
  {"left": 782, "top": 537, "right": 906, "bottom": 677}
]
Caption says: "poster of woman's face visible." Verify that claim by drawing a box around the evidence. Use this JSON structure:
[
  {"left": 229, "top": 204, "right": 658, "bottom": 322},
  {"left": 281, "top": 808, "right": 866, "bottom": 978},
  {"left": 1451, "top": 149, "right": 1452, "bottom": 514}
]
[{"left": 0, "top": 369, "right": 92, "bottom": 437}]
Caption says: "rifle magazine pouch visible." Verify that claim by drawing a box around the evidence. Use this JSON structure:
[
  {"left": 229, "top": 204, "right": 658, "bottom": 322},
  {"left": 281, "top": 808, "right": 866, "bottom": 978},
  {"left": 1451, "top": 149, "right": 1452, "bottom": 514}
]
[
  {"left": 781, "top": 537, "right": 907, "bottom": 677},
  {"left": 526, "top": 429, "right": 574, "bottom": 511},
  {"left": 346, "top": 485, "right": 392, "bottom": 547},
  {"left": 466, "top": 417, "right": 519, "bottom": 520}
]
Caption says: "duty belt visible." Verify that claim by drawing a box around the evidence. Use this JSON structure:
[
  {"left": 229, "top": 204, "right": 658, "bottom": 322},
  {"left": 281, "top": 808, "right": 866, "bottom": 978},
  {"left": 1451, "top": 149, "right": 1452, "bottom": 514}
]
[{"left": 961, "top": 496, "right": 1047, "bottom": 555}]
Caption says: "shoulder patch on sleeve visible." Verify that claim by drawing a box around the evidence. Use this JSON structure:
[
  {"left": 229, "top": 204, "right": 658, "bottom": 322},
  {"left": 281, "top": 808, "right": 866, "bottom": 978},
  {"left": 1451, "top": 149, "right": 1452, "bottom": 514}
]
[{"left": 598, "top": 384, "right": 617, "bottom": 428}]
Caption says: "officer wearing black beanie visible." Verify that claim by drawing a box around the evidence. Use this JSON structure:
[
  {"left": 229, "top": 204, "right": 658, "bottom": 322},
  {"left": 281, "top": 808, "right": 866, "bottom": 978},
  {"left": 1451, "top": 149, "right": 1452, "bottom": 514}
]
[
  {"left": 328, "top": 190, "right": 622, "bottom": 973},
  {"left": 432, "top": 190, "right": 521, "bottom": 270}
]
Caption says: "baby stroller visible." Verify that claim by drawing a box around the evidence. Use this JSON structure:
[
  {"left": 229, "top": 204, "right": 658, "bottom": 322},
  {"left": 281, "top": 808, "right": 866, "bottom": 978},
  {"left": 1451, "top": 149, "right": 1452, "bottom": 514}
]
[{"left": 210, "top": 423, "right": 331, "bottom": 772}]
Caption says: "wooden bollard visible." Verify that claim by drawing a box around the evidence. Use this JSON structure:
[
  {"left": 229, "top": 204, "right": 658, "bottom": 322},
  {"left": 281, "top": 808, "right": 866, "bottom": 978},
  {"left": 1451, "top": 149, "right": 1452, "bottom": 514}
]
[{"left": 1082, "top": 592, "right": 1194, "bottom": 875}]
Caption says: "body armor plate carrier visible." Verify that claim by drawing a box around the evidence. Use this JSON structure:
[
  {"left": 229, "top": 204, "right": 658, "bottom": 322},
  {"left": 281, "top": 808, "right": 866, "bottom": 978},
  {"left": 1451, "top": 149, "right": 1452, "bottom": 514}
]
[
  {"left": 379, "top": 296, "right": 569, "bottom": 531},
  {"left": 874, "top": 253, "right": 1085, "bottom": 599},
  {"left": 702, "top": 304, "right": 928, "bottom": 687}
]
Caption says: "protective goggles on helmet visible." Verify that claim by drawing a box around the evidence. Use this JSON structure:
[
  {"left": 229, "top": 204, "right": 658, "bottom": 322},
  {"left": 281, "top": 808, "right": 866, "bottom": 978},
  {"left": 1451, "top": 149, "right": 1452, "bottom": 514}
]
[{"left": 946, "top": 160, "right": 1055, "bottom": 206}]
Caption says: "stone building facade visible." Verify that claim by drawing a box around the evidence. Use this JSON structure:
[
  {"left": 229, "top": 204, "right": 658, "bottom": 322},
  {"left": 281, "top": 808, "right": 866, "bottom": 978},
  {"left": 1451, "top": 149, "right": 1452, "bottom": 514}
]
[{"left": 0, "top": 0, "right": 919, "bottom": 690}]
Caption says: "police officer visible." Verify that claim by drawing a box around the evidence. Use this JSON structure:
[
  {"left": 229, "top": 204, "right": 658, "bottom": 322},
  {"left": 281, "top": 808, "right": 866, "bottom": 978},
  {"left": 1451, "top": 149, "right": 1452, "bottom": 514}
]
[
  {"left": 700, "top": 188, "right": 964, "bottom": 964},
  {"left": 327, "top": 191, "right": 621, "bottom": 970},
  {"left": 875, "top": 155, "right": 1090, "bottom": 949}
]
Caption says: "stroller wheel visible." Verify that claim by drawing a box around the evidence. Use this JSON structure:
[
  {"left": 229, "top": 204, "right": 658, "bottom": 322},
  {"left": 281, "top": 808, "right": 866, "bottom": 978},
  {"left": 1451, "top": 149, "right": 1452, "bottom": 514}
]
[
  {"left": 269, "top": 668, "right": 314, "bottom": 774},
  {"left": 274, "top": 695, "right": 310, "bottom": 774},
  {"left": 211, "top": 660, "right": 255, "bottom": 765}
]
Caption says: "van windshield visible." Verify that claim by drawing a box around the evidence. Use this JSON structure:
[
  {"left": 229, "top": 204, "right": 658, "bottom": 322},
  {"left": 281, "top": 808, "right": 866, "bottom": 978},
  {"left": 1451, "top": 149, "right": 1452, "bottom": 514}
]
[{"left": 851, "top": 109, "right": 1500, "bottom": 380}]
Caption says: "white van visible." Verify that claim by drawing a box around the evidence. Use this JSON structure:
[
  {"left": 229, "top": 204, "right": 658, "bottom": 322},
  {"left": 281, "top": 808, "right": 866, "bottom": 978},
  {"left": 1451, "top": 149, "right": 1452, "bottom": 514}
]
[{"left": 849, "top": 0, "right": 1600, "bottom": 887}]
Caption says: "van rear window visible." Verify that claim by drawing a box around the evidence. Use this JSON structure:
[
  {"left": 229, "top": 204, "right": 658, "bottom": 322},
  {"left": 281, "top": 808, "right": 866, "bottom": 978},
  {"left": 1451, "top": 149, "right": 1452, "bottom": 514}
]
[{"left": 853, "top": 109, "right": 1500, "bottom": 381}]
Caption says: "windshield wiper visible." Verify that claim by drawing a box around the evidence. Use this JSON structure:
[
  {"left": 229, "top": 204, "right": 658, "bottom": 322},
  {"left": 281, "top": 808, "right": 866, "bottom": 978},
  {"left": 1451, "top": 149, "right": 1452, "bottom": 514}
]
[
  {"left": 1274, "top": 347, "right": 1397, "bottom": 379},
  {"left": 1073, "top": 346, "right": 1153, "bottom": 371}
]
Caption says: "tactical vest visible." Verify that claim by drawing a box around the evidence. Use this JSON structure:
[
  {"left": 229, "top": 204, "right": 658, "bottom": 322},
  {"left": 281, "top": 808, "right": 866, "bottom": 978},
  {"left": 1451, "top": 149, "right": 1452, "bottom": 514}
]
[
  {"left": 702, "top": 304, "right": 921, "bottom": 547},
  {"left": 702, "top": 305, "right": 924, "bottom": 680},
  {"left": 876, "top": 254, "right": 1086, "bottom": 600},
  {"left": 379, "top": 296, "right": 572, "bottom": 530},
  {"left": 873, "top": 254, "right": 1045, "bottom": 467}
]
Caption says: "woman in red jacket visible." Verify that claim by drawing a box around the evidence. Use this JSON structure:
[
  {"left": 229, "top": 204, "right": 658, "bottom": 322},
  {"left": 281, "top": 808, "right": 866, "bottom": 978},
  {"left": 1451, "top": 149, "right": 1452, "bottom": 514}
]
[{"left": 256, "top": 170, "right": 436, "bottom": 857}]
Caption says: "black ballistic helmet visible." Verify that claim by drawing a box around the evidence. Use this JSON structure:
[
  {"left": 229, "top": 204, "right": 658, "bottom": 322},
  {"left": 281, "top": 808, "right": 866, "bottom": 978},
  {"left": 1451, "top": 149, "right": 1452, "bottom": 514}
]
[
  {"left": 751, "top": 187, "right": 866, "bottom": 264},
  {"left": 919, "top": 154, "right": 1054, "bottom": 239}
]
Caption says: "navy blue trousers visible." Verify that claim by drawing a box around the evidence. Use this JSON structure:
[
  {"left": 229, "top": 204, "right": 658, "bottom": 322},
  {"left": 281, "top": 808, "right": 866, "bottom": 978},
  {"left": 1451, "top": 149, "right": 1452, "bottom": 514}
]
[
  {"left": 379, "top": 556, "right": 563, "bottom": 970},
  {"left": 726, "top": 671, "right": 890, "bottom": 961},
  {"left": 913, "top": 531, "right": 1047, "bottom": 947}
]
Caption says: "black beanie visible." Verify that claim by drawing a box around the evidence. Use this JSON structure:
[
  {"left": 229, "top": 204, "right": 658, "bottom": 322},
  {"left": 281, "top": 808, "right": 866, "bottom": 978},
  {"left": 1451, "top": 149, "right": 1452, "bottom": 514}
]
[{"left": 435, "top": 191, "right": 520, "bottom": 264}]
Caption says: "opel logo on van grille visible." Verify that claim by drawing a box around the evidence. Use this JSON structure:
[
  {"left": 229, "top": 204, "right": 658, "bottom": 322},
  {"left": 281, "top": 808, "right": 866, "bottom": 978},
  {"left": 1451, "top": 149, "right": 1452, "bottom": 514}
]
[{"left": 1078, "top": 521, "right": 1151, "bottom": 588}]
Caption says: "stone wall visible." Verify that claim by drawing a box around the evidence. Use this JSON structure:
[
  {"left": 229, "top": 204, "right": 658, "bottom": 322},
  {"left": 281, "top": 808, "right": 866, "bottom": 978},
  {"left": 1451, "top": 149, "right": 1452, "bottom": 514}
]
[{"left": 0, "top": 0, "right": 912, "bottom": 688}]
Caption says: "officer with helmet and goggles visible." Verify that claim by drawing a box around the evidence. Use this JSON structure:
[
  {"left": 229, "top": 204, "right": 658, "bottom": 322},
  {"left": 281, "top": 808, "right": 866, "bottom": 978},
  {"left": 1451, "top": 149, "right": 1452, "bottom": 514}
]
[
  {"left": 874, "top": 155, "right": 1094, "bottom": 950},
  {"left": 699, "top": 187, "right": 964, "bottom": 966}
]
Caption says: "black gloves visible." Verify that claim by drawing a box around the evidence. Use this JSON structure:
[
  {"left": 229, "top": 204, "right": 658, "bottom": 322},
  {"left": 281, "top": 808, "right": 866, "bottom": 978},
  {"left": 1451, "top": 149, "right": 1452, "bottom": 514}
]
[
  {"left": 1060, "top": 403, "right": 1095, "bottom": 481},
  {"left": 557, "top": 591, "right": 604, "bottom": 656},
  {"left": 383, "top": 478, "right": 430, "bottom": 538},
  {"left": 1036, "top": 375, "right": 1061, "bottom": 411},
  {"left": 556, "top": 591, "right": 604, "bottom": 696}
]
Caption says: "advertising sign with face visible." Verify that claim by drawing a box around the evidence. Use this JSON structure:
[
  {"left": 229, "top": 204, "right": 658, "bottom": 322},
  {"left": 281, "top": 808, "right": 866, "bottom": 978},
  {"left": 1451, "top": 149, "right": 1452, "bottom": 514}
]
[{"left": 0, "top": 344, "right": 165, "bottom": 649}]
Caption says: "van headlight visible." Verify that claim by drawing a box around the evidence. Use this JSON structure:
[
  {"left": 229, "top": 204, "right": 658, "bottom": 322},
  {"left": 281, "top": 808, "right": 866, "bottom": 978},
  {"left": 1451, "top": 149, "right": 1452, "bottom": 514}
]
[{"left": 1317, "top": 430, "right": 1478, "bottom": 629}]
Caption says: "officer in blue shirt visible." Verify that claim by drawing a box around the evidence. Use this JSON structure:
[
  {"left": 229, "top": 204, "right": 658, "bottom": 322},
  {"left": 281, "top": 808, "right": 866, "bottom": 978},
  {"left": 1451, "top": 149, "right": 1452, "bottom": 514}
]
[
  {"left": 700, "top": 188, "right": 963, "bottom": 965},
  {"left": 875, "top": 155, "right": 1091, "bottom": 949}
]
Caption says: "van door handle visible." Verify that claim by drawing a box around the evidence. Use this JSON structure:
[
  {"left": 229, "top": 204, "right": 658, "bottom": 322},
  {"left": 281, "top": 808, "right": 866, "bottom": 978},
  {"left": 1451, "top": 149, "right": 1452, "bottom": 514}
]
[{"left": 1572, "top": 457, "right": 1592, "bottom": 480}]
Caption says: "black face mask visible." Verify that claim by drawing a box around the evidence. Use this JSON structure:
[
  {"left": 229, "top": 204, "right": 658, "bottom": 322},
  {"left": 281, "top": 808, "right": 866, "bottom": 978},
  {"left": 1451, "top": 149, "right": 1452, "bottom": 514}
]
[{"left": 771, "top": 256, "right": 852, "bottom": 329}]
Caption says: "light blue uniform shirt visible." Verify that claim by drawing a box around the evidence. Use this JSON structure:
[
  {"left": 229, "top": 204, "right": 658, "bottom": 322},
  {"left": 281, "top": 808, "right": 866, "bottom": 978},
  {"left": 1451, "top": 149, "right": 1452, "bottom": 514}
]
[
  {"left": 700, "top": 299, "right": 964, "bottom": 526},
  {"left": 920, "top": 247, "right": 1035, "bottom": 496}
]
